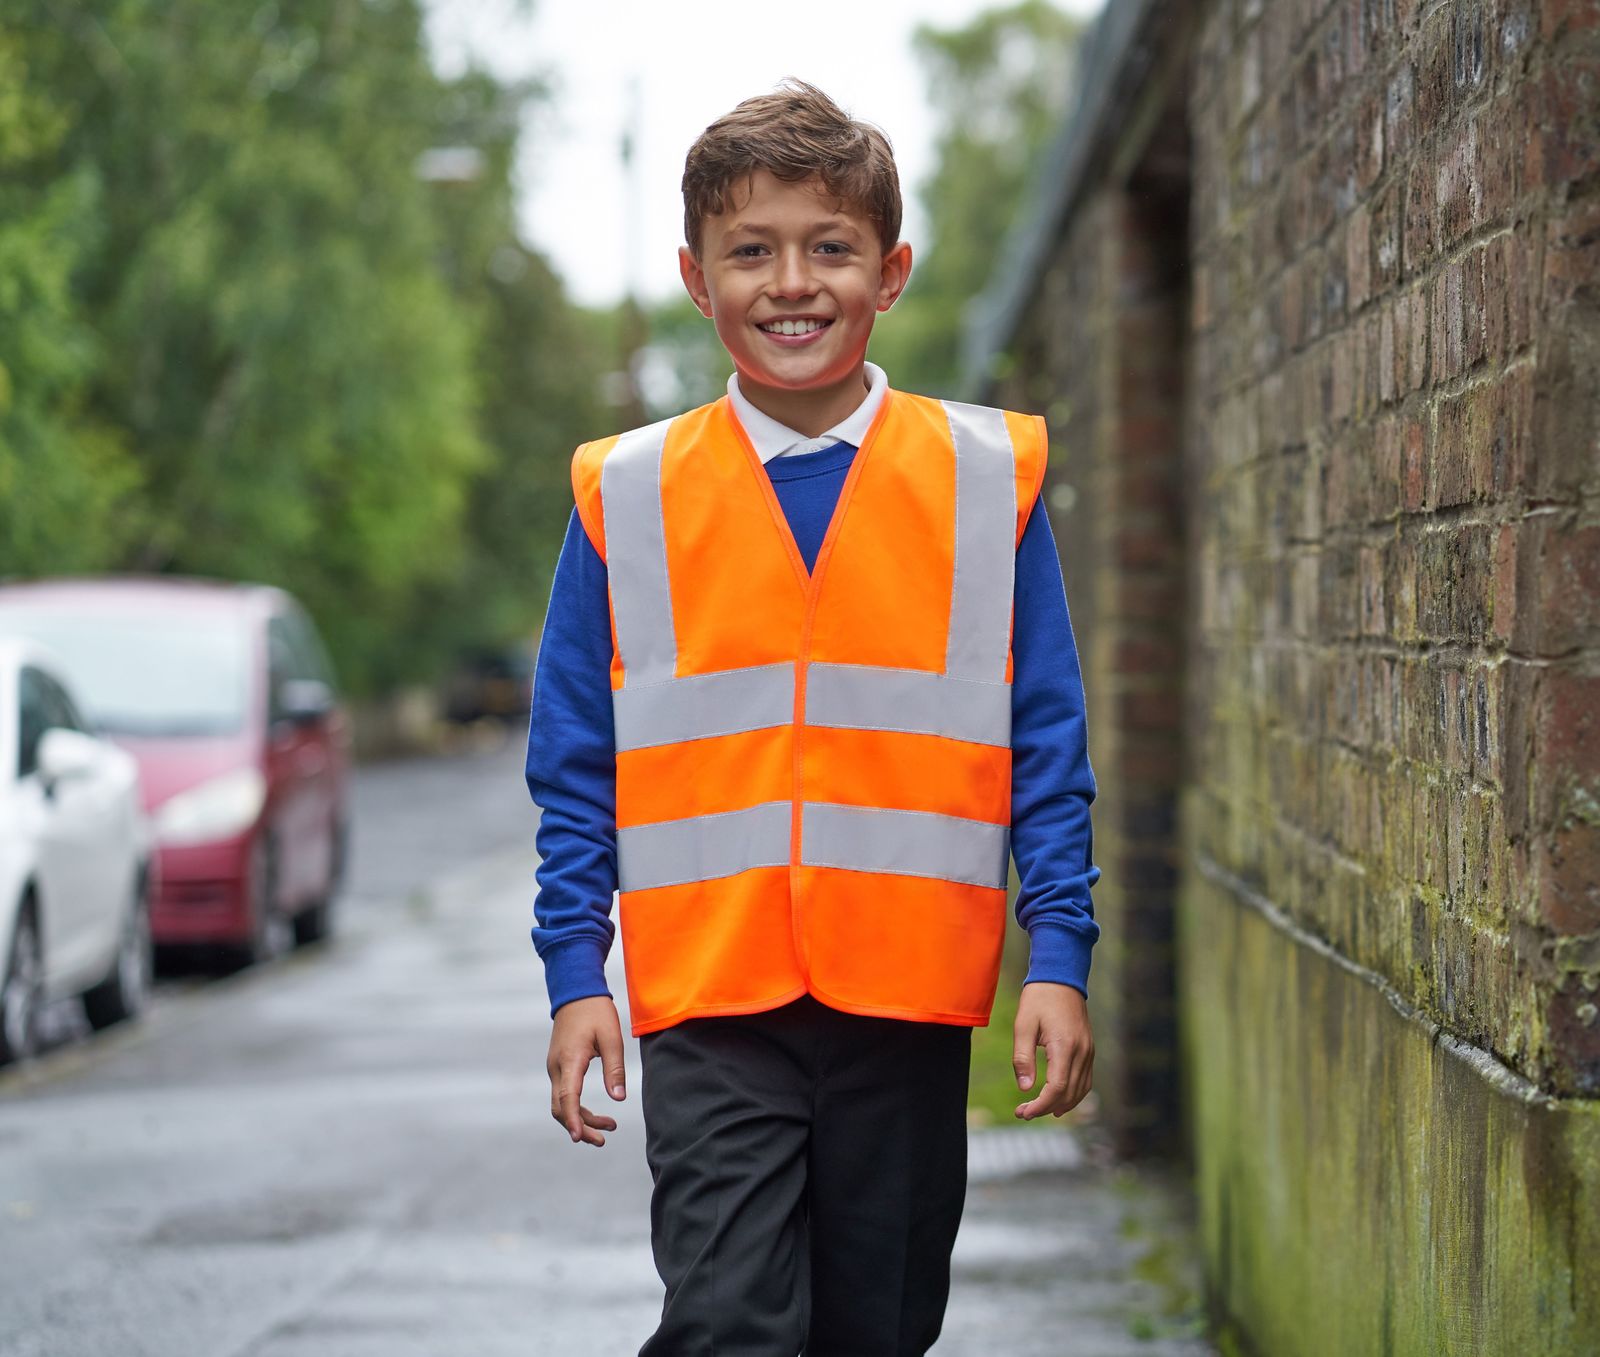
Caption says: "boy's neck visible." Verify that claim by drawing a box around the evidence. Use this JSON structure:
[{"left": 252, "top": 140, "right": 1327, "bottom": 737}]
[{"left": 733, "top": 364, "right": 872, "bottom": 440}]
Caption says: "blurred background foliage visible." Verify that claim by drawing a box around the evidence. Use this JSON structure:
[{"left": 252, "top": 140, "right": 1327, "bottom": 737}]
[{"left": 1, "top": 0, "right": 1079, "bottom": 699}]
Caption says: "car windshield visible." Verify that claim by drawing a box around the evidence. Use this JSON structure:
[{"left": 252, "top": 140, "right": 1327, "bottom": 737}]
[{"left": 0, "top": 606, "right": 253, "bottom": 736}]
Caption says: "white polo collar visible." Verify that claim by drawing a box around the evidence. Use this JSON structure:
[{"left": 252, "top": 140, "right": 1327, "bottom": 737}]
[{"left": 726, "top": 362, "right": 888, "bottom": 464}]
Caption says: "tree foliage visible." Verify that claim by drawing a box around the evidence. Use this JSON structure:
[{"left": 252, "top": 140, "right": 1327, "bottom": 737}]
[
  {"left": 870, "top": 0, "right": 1085, "bottom": 395},
  {"left": 1, "top": 1, "right": 603, "bottom": 696}
]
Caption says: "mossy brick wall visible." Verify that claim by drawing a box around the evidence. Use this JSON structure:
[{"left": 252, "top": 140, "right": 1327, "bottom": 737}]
[
  {"left": 1184, "top": 0, "right": 1600, "bottom": 1102},
  {"left": 987, "top": 0, "right": 1600, "bottom": 1345}
]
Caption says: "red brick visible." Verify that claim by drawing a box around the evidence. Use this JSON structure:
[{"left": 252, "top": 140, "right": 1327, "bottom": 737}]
[
  {"left": 1462, "top": 243, "right": 1487, "bottom": 369},
  {"left": 1373, "top": 414, "right": 1403, "bottom": 515},
  {"left": 1386, "top": 60, "right": 1417, "bottom": 166},
  {"left": 1402, "top": 416, "right": 1428, "bottom": 511},
  {"left": 1115, "top": 634, "right": 1182, "bottom": 675},
  {"left": 1404, "top": 159, "right": 1435, "bottom": 280},
  {"left": 1380, "top": 303, "right": 1398, "bottom": 403},
  {"left": 1545, "top": 189, "right": 1600, "bottom": 309},
  {"left": 1408, "top": 286, "right": 1431, "bottom": 390},
  {"left": 1535, "top": 668, "right": 1600, "bottom": 823},
  {"left": 1539, "top": 524, "right": 1600, "bottom": 653},
  {"left": 1430, "top": 271, "right": 1451, "bottom": 385},
  {"left": 1541, "top": 0, "right": 1600, "bottom": 42},
  {"left": 1445, "top": 259, "right": 1466, "bottom": 378},
  {"left": 1346, "top": 205, "right": 1372, "bottom": 312},
  {"left": 1492, "top": 522, "right": 1519, "bottom": 647},
  {"left": 1417, "top": 6, "right": 1457, "bottom": 127},
  {"left": 1476, "top": 98, "right": 1520, "bottom": 225},
  {"left": 1538, "top": 823, "right": 1600, "bottom": 933},
  {"left": 1437, "top": 118, "right": 1480, "bottom": 250},
  {"left": 1119, "top": 687, "right": 1183, "bottom": 733},
  {"left": 1545, "top": 985, "right": 1600, "bottom": 1097},
  {"left": 1537, "top": 46, "right": 1600, "bottom": 187}
]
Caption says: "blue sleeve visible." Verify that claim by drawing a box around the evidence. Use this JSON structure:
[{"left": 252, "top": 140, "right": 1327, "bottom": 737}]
[
  {"left": 1010, "top": 496, "right": 1103, "bottom": 999},
  {"left": 525, "top": 507, "right": 619, "bottom": 1016}
]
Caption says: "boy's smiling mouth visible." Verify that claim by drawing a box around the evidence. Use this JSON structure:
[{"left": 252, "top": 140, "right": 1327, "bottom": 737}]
[{"left": 757, "top": 317, "right": 833, "bottom": 343}]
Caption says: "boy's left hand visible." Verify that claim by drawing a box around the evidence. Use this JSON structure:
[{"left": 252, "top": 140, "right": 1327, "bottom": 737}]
[{"left": 1013, "top": 981, "right": 1094, "bottom": 1120}]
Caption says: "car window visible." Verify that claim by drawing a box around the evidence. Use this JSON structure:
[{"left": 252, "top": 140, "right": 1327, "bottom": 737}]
[
  {"left": 0, "top": 606, "right": 251, "bottom": 737},
  {"left": 37, "top": 672, "right": 89, "bottom": 735},
  {"left": 281, "top": 605, "right": 337, "bottom": 688},
  {"left": 267, "top": 617, "right": 297, "bottom": 723},
  {"left": 17, "top": 668, "right": 49, "bottom": 779}
]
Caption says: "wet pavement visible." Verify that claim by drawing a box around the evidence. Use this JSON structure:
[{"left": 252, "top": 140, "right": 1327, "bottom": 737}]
[{"left": 0, "top": 726, "right": 1214, "bottom": 1355}]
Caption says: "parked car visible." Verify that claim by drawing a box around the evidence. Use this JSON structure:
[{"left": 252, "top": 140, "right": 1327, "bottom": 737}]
[
  {"left": 0, "top": 637, "right": 154, "bottom": 1063},
  {"left": 441, "top": 644, "right": 536, "bottom": 726},
  {"left": 0, "top": 577, "right": 353, "bottom": 968}
]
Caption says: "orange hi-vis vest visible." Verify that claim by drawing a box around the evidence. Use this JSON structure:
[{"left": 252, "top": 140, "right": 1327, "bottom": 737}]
[{"left": 570, "top": 387, "right": 1047, "bottom": 1036}]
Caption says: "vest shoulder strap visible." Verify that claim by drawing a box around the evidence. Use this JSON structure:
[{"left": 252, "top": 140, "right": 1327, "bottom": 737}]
[
  {"left": 893, "top": 393, "right": 1049, "bottom": 548},
  {"left": 569, "top": 401, "right": 726, "bottom": 563}
]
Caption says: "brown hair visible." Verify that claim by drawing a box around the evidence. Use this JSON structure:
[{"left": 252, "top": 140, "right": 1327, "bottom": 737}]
[{"left": 681, "top": 79, "right": 902, "bottom": 256}]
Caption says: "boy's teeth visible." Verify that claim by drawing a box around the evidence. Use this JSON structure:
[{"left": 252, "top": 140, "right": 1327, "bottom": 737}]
[{"left": 763, "top": 319, "right": 823, "bottom": 335}]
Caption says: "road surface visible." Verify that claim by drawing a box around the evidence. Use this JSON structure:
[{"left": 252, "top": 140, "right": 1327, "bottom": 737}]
[{"left": 1, "top": 724, "right": 1212, "bottom": 1355}]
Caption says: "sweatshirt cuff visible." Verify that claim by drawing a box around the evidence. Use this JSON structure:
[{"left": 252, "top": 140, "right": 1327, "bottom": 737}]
[
  {"left": 541, "top": 938, "right": 614, "bottom": 1017},
  {"left": 1022, "top": 920, "right": 1094, "bottom": 1000}
]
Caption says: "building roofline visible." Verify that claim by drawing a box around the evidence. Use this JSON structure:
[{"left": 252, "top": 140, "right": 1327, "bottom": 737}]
[{"left": 959, "top": 0, "right": 1173, "bottom": 401}]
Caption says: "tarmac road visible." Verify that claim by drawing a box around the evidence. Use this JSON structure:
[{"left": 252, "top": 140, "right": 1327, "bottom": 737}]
[{"left": 0, "top": 724, "right": 1213, "bottom": 1356}]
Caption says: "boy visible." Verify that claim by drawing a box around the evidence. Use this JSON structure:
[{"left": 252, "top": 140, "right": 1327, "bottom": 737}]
[{"left": 526, "top": 80, "right": 1101, "bottom": 1355}]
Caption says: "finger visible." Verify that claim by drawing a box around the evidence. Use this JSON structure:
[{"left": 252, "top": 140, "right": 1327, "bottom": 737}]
[
  {"left": 597, "top": 1021, "right": 627, "bottom": 1102},
  {"left": 573, "top": 1103, "right": 614, "bottom": 1147},
  {"left": 580, "top": 1104, "right": 619, "bottom": 1135},
  {"left": 561, "top": 1056, "right": 590, "bottom": 1141},
  {"left": 1053, "top": 1046, "right": 1085, "bottom": 1114},
  {"left": 1051, "top": 1044, "right": 1093, "bottom": 1116},
  {"left": 1012, "top": 1035, "right": 1037, "bottom": 1091},
  {"left": 1017, "top": 1075, "right": 1068, "bottom": 1119},
  {"left": 1019, "top": 1039, "right": 1070, "bottom": 1118}
]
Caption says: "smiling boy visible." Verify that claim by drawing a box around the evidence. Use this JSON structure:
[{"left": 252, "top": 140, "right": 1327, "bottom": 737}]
[{"left": 526, "top": 81, "right": 1101, "bottom": 1354}]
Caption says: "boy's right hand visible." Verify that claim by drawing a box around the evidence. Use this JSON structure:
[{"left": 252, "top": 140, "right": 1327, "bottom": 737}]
[{"left": 546, "top": 995, "right": 628, "bottom": 1147}]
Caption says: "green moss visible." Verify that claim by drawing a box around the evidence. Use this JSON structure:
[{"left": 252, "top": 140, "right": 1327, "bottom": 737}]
[{"left": 1178, "top": 794, "right": 1600, "bottom": 1356}]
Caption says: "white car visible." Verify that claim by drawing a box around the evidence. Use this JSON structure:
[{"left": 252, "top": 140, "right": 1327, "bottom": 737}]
[{"left": 0, "top": 637, "right": 154, "bottom": 1064}]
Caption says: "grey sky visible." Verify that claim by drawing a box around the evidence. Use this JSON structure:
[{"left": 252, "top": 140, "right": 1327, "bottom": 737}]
[{"left": 423, "top": 0, "right": 1101, "bottom": 308}]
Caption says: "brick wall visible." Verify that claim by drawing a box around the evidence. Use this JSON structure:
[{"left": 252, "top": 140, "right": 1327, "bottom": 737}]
[
  {"left": 1185, "top": 0, "right": 1599, "bottom": 1096},
  {"left": 989, "top": 0, "right": 1598, "bottom": 1148},
  {"left": 996, "top": 92, "right": 1193, "bottom": 1153}
]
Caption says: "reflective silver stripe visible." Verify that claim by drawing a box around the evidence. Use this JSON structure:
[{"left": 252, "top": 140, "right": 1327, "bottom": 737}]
[
  {"left": 805, "top": 663, "right": 1010, "bottom": 748},
  {"left": 801, "top": 802, "right": 1010, "bottom": 890},
  {"left": 613, "top": 663, "right": 795, "bottom": 752},
  {"left": 940, "top": 402, "right": 1018, "bottom": 685},
  {"left": 601, "top": 417, "right": 678, "bottom": 685},
  {"left": 617, "top": 801, "right": 793, "bottom": 892}
]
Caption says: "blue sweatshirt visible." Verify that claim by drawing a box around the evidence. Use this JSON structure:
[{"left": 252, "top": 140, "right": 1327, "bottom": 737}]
[{"left": 525, "top": 435, "right": 1102, "bottom": 1018}]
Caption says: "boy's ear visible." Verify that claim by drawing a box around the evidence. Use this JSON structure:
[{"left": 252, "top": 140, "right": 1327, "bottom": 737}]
[
  {"left": 876, "top": 240, "right": 914, "bottom": 313},
  {"left": 679, "top": 246, "right": 714, "bottom": 319}
]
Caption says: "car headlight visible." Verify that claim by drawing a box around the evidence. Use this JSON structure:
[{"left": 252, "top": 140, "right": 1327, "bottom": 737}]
[{"left": 155, "top": 767, "right": 267, "bottom": 846}]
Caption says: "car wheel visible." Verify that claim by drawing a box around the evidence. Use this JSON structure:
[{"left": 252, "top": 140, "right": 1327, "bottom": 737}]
[
  {"left": 0, "top": 903, "right": 44, "bottom": 1066},
  {"left": 83, "top": 869, "right": 153, "bottom": 1031},
  {"left": 244, "top": 835, "right": 293, "bottom": 966},
  {"left": 292, "top": 816, "right": 347, "bottom": 947}
]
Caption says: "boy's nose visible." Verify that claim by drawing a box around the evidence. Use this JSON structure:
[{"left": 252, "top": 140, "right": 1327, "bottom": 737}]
[{"left": 769, "top": 249, "right": 816, "bottom": 299}]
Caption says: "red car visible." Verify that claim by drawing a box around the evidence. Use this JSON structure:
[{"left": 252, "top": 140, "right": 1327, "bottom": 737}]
[{"left": 0, "top": 577, "right": 352, "bottom": 965}]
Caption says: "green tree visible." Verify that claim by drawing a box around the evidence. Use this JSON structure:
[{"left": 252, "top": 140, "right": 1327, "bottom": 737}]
[
  {"left": 400, "top": 66, "right": 608, "bottom": 667},
  {"left": 13, "top": 0, "right": 490, "bottom": 695},
  {"left": 870, "top": 0, "right": 1085, "bottom": 395},
  {"left": 0, "top": 26, "right": 141, "bottom": 575}
]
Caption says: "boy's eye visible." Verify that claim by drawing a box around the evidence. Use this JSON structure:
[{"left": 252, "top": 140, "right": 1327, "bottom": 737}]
[
  {"left": 817, "top": 242, "right": 849, "bottom": 255},
  {"left": 733, "top": 244, "right": 766, "bottom": 258}
]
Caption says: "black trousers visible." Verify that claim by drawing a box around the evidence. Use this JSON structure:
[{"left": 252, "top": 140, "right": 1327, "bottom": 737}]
[{"left": 637, "top": 993, "right": 972, "bottom": 1357}]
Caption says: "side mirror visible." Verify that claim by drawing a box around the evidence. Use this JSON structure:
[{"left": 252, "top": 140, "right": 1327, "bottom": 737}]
[
  {"left": 277, "top": 678, "right": 335, "bottom": 727},
  {"left": 37, "top": 727, "right": 102, "bottom": 790}
]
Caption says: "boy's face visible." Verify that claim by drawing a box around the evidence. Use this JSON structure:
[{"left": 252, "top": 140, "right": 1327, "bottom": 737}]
[{"left": 678, "top": 170, "right": 912, "bottom": 401}]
